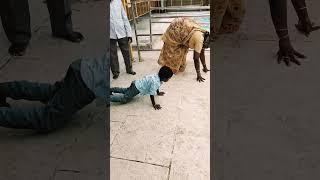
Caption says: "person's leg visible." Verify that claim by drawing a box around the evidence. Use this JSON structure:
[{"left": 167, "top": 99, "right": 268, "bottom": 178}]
[
  {"left": 110, "top": 87, "right": 128, "bottom": 94},
  {"left": 179, "top": 49, "right": 189, "bottom": 72},
  {"left": 0, "top": 81, "right": 59, "bottom": 103},
  {"left": 110, "top": 82, "right": 139, "bottom": 103},
  {"left": 0, "top": 0, "right": 31, "bottom": 56},
  {"left": 0, "top": 106, "right": 51, "bottom": 130},
  {"left": 117, "top": 37, "right": 136, "bottom": 75},
  {"left": 46, "top": 0, "right": 84, "bottom": 42},
  {"left": 41, "top": 60, "right": 94, "bottom": 131},
  {"left": 47, "top": 60, "right": 95, "bottom": 118},
  {"left": 0, "top": 60, "right": 95, "bottom": 131},
  {"left": 110, "top": 39, "right": 120, "bottom": 79}
]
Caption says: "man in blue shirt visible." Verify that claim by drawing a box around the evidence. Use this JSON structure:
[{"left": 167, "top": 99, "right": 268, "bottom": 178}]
[
  {"left": 110, "top": 66, "right": 173, "bottom": 110},
  {"left": 110, "top": 0, "right": 136, "bottom": 79},
  {"left": 0, "top": 55, "right": 107, "bottom": 132}
]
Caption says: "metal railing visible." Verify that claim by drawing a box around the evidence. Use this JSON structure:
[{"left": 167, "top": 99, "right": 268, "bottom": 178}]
[{"left": 128, "top": 0, "right": 209, "bottom": 62}]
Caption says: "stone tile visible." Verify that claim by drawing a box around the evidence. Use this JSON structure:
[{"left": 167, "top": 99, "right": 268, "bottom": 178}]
[
  {"left": 169, "top": 135, "right": 210, "bottom": 180},
  {"left": 110, "top": 121, "right": 123, "bottom": 146},
  {"left": 110, "top": 158, "right": 169, "bottom": 180},
  {"left": 111, "top": 113, "right": 177, "bottom": 167}
]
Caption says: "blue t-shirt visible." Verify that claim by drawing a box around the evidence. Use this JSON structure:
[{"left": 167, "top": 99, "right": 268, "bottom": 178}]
[{"left": 134, "top": 74, "right": 162, "bottom": 95}]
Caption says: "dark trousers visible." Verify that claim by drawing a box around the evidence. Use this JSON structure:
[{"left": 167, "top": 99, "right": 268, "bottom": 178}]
[
  {"left": 0, "top": 0, "right": 73, "bottom": 45},
  {"left": 110, "top": 37, "right": 133, "bottom": 75},
  {"left": 0, "top": 60, "right": 95, "bottom": 132}
]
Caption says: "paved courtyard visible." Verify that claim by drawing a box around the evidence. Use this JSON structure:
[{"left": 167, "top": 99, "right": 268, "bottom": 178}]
[{"left": 110, "top": 10, "right": 210, "bottom": 180}]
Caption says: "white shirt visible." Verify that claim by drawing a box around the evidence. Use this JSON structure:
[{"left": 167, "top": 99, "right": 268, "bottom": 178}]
[{"left": 110, "top": 0, "right": 132, "bottom": 39}]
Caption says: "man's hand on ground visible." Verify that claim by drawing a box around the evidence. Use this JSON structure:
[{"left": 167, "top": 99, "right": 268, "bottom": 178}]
[
  {"left": 153, "top": 104, "right": 162, "bottom": 110},
  {"left": 295, "top": 19, "right": 320, "bottom": 37},
  {"left": 277, "top": 37, "right": 306, "bottom": 66},
  {"left": 157, "top": 91, "right": 165, "bottom": 96},
  {"left": 203, "top": 67, "right": 210, "bottom": 73},
  {"left": 197, "top": 75, "right": 205, "bottom": 82}
]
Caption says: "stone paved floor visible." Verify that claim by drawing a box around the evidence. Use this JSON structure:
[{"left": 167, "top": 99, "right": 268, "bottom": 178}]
[{"left": 110, "top": 10, "right": 210, "bottom": 179}]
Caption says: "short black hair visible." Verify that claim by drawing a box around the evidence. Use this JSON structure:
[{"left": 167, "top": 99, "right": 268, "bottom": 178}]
[{"left": 158, "top": 66, "right": 173, "bottom": 81}]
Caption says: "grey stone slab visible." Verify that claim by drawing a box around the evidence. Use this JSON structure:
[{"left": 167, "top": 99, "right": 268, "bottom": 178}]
[
  {"left": 110, "top": 113, "right": 176, "bottom": 167},
  {"left": 110, "top": 158, "right": 169, "bottom": 180}
]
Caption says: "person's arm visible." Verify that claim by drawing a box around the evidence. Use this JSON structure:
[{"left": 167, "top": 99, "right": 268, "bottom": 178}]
[
  {"left": 269, "top": 0, "right": 289, "bottom": 40},
  {"left": 194, "top": 51, "right": 205, "bottom": 82},
  {"left": 150, "top": 95, "right": 162, "bottom": 110},
  {"left": 291, "top": 0, "right": 309, "bottom": 21},
  {"left": 157, "top": 89, "right": 165, "bottom": 96},
  {"left": 291, "top": 0, "right": 320, "bottom": 36},
  {"left": 269, "top": 0, "right": 305, "bottom": 66},
  {"left": 200, "top": 49, "right": 209, "bottom": 72},
  {"left": 120, "top": 0, "right": 132, "bottom": 40}
]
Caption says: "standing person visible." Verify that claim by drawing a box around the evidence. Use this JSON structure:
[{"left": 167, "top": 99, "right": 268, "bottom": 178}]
[
  {"left": 158, "top": 17, "right": 210, "bottom": 83},
  {"left": 110, "top": 0, "right": 136, "bottom": 79},
  {"left": 0, "top": 0, "right": 84, "bottom": 56},
  {"left": 0, "top": 55, "right": 107, "bottom": 132}
]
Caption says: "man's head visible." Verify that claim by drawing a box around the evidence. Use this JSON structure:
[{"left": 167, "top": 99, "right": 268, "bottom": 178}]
[
  {"left": 203, "top": 31, "right": 210, "bottom": 49},
  {"left": 158, "top": 66, "right": 173, "bottom": 82}
]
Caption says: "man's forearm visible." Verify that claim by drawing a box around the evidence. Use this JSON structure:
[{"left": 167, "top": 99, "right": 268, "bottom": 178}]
[
  {"left": 291, "top": 0, "right": 306, "bottom": 9},
  {"left": 291, "top": 0, "right": 309, "bottom": 22},
  {"left": 200, "top": 50, "right": 206, "bottom": 68},
  {"left": 269, "top": 0, "right": 289, "bottom": 38},
  {"left": 194, "top": 58, "right": 201, "bottom": 75},
  {"left": 150, "top": 95, "right": 156, "bottom": 106}
]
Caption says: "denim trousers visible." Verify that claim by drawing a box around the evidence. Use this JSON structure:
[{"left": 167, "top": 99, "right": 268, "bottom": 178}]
[
  {"left": 110, "top": 81, "right": 140, "bottom": 103},
  {"left": 0, "top": 60, "right": 95, "bottom": 132}
]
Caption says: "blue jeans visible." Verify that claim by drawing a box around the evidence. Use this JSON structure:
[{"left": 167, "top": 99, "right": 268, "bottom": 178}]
[
  {"left": 110, "top": 81, "right": 140, "bottom": 103},
  {"left": 0, "top": 59, "right": 95, "bottom": 132}
]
